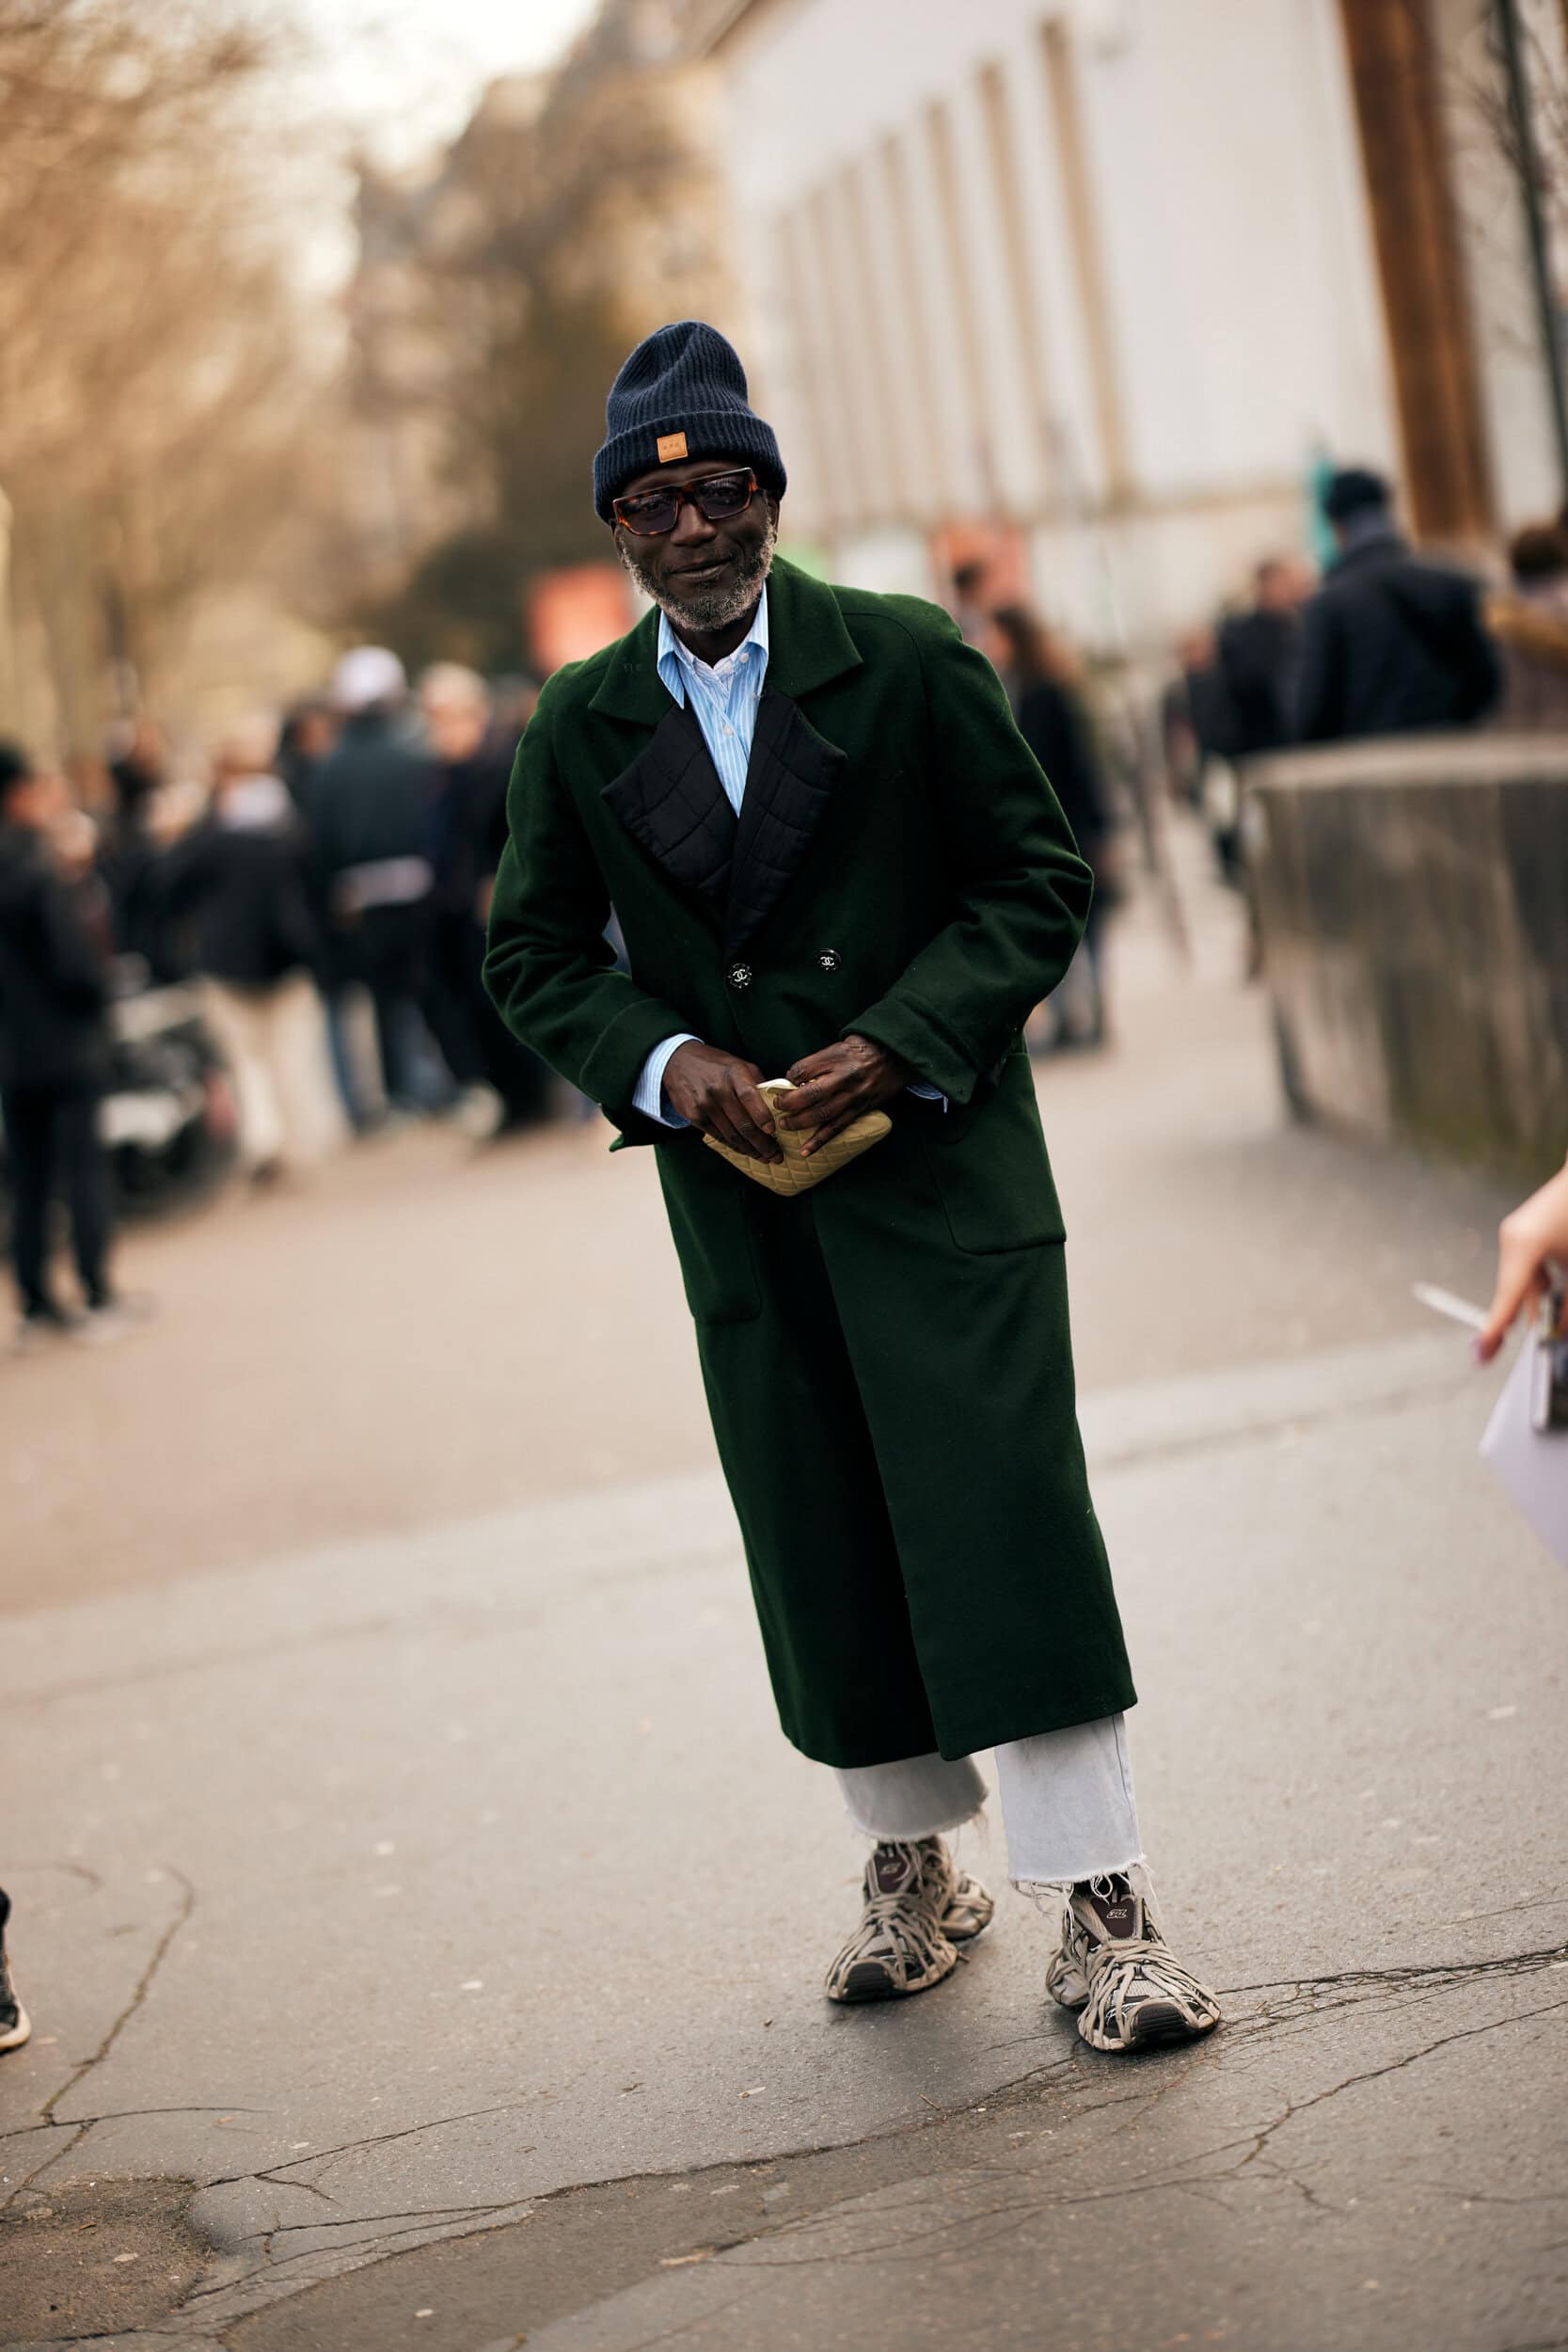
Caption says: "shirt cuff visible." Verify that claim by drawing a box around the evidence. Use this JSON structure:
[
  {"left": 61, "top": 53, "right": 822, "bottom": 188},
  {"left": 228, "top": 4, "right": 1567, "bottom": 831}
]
[
  {"left": 633, "top": 1033, "right": 701, "bottom": 1127},
  {"left": 906, "top": 1080, "right": 948, "bottom": 1110}
]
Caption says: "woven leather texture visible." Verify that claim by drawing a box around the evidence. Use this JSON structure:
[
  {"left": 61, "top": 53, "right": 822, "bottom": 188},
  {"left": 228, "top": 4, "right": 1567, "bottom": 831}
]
[{"left": 703, "top": 1078, "right": 891, "bottom": 1197}]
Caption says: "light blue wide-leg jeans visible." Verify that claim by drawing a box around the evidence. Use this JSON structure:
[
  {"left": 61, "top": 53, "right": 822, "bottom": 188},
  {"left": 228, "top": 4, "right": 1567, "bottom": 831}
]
[{"left": 834, "top": 1714, "right": 1143, "bottom": 1886}]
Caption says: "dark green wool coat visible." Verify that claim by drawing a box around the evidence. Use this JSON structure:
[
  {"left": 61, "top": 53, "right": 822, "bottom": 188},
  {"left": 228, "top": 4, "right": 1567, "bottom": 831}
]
[{"left": 484, "top": 557, "right": 1135, "bottom": 1767}]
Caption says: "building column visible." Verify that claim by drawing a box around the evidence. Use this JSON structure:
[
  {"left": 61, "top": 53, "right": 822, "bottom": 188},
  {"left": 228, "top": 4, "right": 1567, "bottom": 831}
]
[{"left": 1336, "top": 0, "right": 1493, "bottom": 540}]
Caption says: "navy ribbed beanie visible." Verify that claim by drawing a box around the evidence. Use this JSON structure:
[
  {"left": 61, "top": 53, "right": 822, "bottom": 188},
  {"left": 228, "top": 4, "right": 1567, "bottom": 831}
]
[{"left": 593, "top": 321, "right": 786, "bottom": 522}]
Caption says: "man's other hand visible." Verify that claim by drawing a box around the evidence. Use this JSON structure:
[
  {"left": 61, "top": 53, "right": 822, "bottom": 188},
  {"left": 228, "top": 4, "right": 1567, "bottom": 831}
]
[
  {"left": 664, "top": 1041, "right": 783, "bottom": 1161},
  {"left": 778, "top": 1035, "right": 911, "bottom": 1155}
]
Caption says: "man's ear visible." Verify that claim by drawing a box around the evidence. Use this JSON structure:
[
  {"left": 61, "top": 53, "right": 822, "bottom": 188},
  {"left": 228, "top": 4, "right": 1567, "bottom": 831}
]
[{"left": 766, "top": 492, "right": 782, "bottom": 528}]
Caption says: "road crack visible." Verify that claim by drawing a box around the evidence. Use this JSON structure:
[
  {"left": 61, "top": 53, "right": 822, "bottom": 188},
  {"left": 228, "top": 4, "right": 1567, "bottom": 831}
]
[{"left": 41, "top": 1867, "right": 197, "bottom": 2126}]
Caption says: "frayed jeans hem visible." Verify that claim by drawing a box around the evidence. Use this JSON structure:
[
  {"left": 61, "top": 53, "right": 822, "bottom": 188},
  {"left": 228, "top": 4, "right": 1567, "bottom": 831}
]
[{"left": 1010, "top": 1851, "right": 1147, "bottom": 1896}]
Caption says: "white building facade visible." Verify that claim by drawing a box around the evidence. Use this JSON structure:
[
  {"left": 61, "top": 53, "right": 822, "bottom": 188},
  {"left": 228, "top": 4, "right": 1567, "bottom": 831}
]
[{"left": 701, "top": 0, "right": 1565, "bottom": 650}]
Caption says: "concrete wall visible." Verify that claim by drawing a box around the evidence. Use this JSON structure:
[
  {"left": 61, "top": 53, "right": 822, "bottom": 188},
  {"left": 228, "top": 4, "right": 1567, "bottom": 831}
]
[{"left": 1247, "top": 736, "right": 1568, "bottom": 1176}]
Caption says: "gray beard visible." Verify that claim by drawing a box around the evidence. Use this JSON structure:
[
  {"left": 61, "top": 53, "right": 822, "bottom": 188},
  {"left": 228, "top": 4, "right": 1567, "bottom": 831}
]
[{"left": 619, "top": 518, "right": 777, "bottom": 635}]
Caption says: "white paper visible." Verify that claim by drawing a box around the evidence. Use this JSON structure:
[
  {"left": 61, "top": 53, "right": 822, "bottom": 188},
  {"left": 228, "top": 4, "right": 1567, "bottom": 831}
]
[{"left": 1481, "top": 1339, "right": 1568, "bottom": 1569}]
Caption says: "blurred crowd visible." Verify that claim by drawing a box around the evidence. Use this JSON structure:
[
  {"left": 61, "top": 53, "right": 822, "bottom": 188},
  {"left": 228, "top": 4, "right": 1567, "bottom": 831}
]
[
  {"left": 956, "top": 462, "right": 1568, "bottom": 1038},
  {"left": 1164, "top": 464, "right": 1568, "bottom": 884},
  {"left": 0, "top": 651, "right": 553, "bottom": 1343},
  {"left": 6, "top": 458, "right": 1568, "bottom": 1343}
]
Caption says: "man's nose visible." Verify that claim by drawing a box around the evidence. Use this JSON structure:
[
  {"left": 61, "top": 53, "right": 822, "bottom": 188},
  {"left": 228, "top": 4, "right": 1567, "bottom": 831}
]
[{"left": 671, "top": 493, "right": 717, "bottom": 544}]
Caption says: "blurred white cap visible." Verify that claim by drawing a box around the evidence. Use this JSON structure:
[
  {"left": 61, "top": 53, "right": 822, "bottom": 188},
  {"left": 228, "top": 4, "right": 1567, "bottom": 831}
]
[{"left": 332, "top": 645, "right": 407, "bottom": 712}]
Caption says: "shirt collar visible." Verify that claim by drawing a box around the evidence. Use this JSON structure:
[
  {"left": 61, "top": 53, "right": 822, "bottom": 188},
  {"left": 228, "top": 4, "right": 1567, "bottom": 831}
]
[{"left": 657, "top": 588, "right": 769, "bottom": 707}]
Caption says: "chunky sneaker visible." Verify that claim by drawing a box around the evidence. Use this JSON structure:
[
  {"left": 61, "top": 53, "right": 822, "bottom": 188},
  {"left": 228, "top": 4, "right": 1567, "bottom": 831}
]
[
  {"left": 0, "top": 1888, "right": 31, "bottom": 2054},
  {"left": 1043, "top": 1873, "right": 1220, "bottom": 2053},
  {"left": 825, "top": 1836, "right": 992, "bottom": 2004}
]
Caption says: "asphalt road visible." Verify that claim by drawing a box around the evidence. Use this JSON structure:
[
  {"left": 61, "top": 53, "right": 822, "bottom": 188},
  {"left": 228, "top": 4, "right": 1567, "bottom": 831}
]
[{"left": 3, "top": 834, "right": 1563, "bottom": 2352}]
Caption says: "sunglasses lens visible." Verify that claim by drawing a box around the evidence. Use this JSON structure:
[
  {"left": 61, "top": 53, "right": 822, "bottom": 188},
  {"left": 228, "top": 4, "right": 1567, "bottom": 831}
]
[
  {"left": 694, "top": 473, "right": 753, "bottom": 519},
  {"left": 617, "top": 493, "right": 678, "bottom": 534},
  {"left": 614, "top": 471, "right": 755, "bottom": 533}
]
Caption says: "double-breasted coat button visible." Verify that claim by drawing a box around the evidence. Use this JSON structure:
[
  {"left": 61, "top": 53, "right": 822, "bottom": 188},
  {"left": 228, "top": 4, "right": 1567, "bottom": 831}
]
[
  {"left": 817, "top": 948, "right": 842, "bottom": 973},
  {"left": 725, "top": 961, "right": 753, "bottom": 991}
]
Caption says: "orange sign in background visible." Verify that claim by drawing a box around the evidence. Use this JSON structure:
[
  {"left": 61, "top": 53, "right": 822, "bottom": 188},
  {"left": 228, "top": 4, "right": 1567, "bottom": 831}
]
[
  {"left": 527, "top": 565, "right": 638, "bottom": 676},
  {"left": 927, "top": 519, "right": 1029, "bottom": 609}
]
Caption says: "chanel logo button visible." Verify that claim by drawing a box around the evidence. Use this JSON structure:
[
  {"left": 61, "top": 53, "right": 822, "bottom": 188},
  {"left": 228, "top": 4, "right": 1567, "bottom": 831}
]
[
  {"left": 725, "top": 961, "right": 753, "bottom": 990},
  {"left": 817, "top": 948, "right": 843, "bottom": 973}
]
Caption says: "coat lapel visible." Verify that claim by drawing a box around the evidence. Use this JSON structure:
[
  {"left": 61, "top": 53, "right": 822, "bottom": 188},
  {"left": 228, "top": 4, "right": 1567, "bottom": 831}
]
[
  {"left": 721, "top": 559, "right": 862, "bottom": 953},
  {"left": 724, "top": 691, "right": 847, "bottom": 955},
  {"left": 589, "top": 560, "right": 865, "bottom": 945},
  {"left": 600, "top": 700, "right": 736, "bottom": 915}
]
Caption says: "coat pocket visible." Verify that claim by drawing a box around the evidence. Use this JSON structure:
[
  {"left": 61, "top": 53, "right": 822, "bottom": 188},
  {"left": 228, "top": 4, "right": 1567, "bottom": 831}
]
[
  {"left": 920, "top": 1056, "right": 1067, "bottom": 1253},
  {"left": 657, "top": 1145, "right": 764, "bottom": 1325}
]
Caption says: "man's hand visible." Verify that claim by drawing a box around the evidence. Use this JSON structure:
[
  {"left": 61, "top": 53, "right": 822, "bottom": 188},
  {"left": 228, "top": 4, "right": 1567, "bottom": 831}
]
[
  {"left": 664, "top": 1041, "right": 783, "bottom": 1161},
  {"left": 776, "top": 1035, "right": 911, "bottom": 1155}
]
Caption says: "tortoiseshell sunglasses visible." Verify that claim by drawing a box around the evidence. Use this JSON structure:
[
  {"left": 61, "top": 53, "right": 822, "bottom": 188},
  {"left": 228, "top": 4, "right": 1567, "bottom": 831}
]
[{"left": 611, "top": 469, "right": 759, "bottom": 536}]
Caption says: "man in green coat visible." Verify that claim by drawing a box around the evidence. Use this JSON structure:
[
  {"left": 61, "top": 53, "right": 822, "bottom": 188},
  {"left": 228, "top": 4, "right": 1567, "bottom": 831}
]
[{"left": 485, "top": 323, "right": 1220, "bottom": 2054}]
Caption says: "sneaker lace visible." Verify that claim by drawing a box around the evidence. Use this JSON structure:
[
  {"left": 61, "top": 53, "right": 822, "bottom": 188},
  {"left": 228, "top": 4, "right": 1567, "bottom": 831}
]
[
  {"left": 1087, "top": 1934, "right": 1166, "bottom": 1974},
  {"left": 856, "top": 1848, "right": 948, "bottom": 1960},
  {"left": 863, "top": 1889, "right": 923, "bottom": 1933}
]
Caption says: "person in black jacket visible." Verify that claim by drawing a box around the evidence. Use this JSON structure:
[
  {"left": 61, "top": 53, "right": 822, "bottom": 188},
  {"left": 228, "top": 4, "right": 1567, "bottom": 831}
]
[
  {"left": 1216, "top": 557, "right": 1309, "bottom": 757},
  {"left": 98, "top": 720, "right": 173, "bottom": 974},
  {"left": 990, "top": 604, "right": 1116, "bottom": 1048},
  {"left": 159, "top": 717, "right": 342, "bottom": 1179},
  {"left": 1294, "top": 469, "right": 1499, "bottom": 744},
  {"left": 307, "top": 647, "right": 451, "bottom": 1123},
  {"left": 0, "top": 743, "right": 130, "bottom": 1341},
  {"left": 419, "top": 664, "right": 548, "bottom": 1136}
]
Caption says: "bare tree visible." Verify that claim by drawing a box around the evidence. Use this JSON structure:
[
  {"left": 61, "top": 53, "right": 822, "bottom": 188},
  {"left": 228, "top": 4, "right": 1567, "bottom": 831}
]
[
  {"left": 342, "top": 0, "right": 733, "bottom": 672},
  {"left": 0, "top": 0, "right": 331, "bottom": 749}
]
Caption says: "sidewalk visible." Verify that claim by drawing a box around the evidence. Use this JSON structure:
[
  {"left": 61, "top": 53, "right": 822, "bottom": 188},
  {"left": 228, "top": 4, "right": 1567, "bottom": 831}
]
[{"left": 3, "top": 830, "right": 1563, "bottom": 2351}]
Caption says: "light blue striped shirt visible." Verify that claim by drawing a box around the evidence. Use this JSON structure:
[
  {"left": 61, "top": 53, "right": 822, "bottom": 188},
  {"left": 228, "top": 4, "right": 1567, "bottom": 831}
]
[
  {"left": 657, "top": 592, "right": 770, "bottom": 811},
  {"left": 631, "top": 589, "right": 941, "bottom": 1123}
]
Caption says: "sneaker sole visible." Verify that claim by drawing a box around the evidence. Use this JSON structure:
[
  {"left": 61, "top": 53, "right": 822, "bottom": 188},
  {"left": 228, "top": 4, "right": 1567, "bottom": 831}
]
[
  {"left": 827, "top": 1947, "right": 959, "bottom": 2005},
  {"left": 0, "top": 2005, "right": 32, "bottom": 2053},
  {"left": 1081, "top": 2002, "right": 1220, "bottom": 2055}
]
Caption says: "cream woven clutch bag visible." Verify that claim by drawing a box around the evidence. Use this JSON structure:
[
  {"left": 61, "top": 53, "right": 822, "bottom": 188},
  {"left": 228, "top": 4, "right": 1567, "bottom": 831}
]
[{"left": 703, "top": 1078, "right": 892, "bottom": 1197}]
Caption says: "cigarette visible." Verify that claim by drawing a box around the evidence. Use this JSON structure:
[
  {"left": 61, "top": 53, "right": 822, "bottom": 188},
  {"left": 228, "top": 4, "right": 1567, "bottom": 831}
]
[{"left": 1413, "top": 1282, "right": 1488, "bottom": 1333}]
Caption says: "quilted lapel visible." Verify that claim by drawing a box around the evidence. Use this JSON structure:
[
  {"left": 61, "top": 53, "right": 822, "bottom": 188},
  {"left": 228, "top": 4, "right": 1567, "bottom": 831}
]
[
  {"left": 600, "top": 700, "right": 736, "bottom": 915},
  {"left": 724, "top": 689, "right": 847, "bottom": 956}
]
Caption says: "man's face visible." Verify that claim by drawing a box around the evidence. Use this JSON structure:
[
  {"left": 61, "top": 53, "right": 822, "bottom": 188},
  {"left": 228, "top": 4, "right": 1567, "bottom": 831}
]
[
  {"left": 611, "top": 454, "right": 780, "bottom": 633},
  {"left": 421, "top": 690, "right": 488, "bottom": 763},
  {"left": 1257, "top": 562, "right": 1294, "bottom": 613}
]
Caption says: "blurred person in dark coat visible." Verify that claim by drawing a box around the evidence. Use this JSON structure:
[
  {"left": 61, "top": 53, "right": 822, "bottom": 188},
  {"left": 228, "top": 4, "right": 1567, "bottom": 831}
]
[
  {"left": 1294, "top": 468, "right": 1498, "bottom": 743},
  {"left": 0, "top": 743, "right": 137, "bottom": 1343},
  {"left": 276, "top": 698, "right": 338, "bottom": 812},
  {"left": 1216, "top": 557, "right": 1310, "bottom": 757},
  {"left": 420, "top": 664, "right": 548, "bottom": 1136},
  {"left": 160, "top": 716, "right": 342, "bottom": 1180},
  {"left": 309, "top": 646, "right": 449, "bottom": 1123},
  {"left": 1486, "top": 524, "right": 1568, "bottom": 731},
  {"left": 1160, "top": 628, "right": 1213, "bottom": 807},
  {"left": 949, "top": 559, "right": 990, "bottom": 648},
  {"left": 1165, "top": 625, "right": 1255, "bottom": 882},
  {"left": 98, "top": 719, "right": 171, "bottom": 971},
  {"left": 990, "top": 604, "right": 1115, "bottom": 1048}
]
